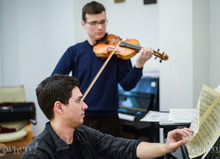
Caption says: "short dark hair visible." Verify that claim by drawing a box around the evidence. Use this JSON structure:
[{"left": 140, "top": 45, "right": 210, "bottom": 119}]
[
  {"left": 82, "top": 1, "right": 106, "bottom": 21},
  {"left": 36, "top": 74, "right": 80, "bottom": 120}
]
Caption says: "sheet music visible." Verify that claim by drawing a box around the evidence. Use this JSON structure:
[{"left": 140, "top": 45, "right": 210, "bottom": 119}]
[
  {"left": 201, "top": 131, "right": 220, "bottom": 159},
  {"left": 169, "top": 109, "right": 195, "bottom": 123},
  {"left": 140, "top": 110, "right": 170, "bottom": 122},
  {"left": 140, "top": 110, "right": 193, "bottom": 126},
  {"left": 185, "top": 85, "right": 220, "bottom": 158}
]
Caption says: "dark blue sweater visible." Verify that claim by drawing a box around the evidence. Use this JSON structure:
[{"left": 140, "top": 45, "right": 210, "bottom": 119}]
[{"left": 52, "top": 40, "right": 142, "bottom": 117}]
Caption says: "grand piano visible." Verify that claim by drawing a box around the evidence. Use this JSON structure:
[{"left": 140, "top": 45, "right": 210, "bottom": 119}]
[{"left": 118, "top": 77, "right": 160, "bottom": 142}]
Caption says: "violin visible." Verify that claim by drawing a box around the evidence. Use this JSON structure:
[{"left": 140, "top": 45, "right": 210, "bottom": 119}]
[
  {"left": 82, "top": 33, "right": 168, "bottom": 100},
  {"left": 93, "top": 34, "right": 168, "bottom": 62}
]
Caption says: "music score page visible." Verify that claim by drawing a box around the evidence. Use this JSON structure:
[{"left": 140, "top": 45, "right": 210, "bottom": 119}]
[{"left": 184, "top": 85, "right": 220, "bottom": 158}]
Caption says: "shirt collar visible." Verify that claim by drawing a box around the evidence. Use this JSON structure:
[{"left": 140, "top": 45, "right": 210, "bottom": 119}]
[{"left": 45, "top": 122, "right": 69, "bottom": 152}]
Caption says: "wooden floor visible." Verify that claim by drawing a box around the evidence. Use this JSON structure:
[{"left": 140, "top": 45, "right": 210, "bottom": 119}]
[
  {"left": 0, "top": 144, "right": 26, "bottom": 159},
  {"left": 0, "top": 152, "right": 24, "bottom": 159}
]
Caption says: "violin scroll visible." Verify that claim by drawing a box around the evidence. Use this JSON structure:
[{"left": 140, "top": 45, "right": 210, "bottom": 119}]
[{"left": 153, "top": 49, "right": 169, "bottom": 63}]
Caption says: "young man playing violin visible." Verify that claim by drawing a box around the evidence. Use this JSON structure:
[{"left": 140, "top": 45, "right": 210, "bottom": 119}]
[
  {"left": 52, "top": 1, "right": 154, "bottom": 137},
  {"left": 23, "top": 74, "right": 194, "bottom": 159}
]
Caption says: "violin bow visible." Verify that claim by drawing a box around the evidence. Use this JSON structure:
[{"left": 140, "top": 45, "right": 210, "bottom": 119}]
[{"left": 82, "top": 40, "right": 122, "bottom": 101}]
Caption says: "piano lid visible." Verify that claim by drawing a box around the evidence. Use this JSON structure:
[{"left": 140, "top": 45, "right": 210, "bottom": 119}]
[
  {"left": 118, "top": 77, "right": 159, "bottom": 114},
  {"left": 119, "top": 91, "right": 154, "bottom": 113}
]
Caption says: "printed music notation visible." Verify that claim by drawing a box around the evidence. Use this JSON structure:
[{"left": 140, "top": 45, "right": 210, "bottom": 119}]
[
  {"left": 169, "top": 109, "right": 195, "bottom": 124},
  {"left": 184, "top": 85, "right": 220, "bottom": 159},
  {"left": 140, "top": 111, "right": 170, "bottom": 122},
  {"left": 140, "top": 109, "right": 195, "bottom": 125}
]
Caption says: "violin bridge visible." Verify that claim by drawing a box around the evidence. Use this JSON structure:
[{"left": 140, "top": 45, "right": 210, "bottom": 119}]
[{"left": 111, "top": 38, "right": 116, "bottom": 45}]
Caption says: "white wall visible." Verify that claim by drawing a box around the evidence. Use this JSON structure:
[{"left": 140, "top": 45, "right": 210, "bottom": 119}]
[
  {"left": 192, "top": 0, "right": 209, "bottom": 106},
  {"left": 159, "top": 1, "right": 194, "bottom": 110},
  {"left": 210, "top": 0, "right": 220, "bottom": 89},
  {"left": 1, "top": 0, "right": 220, "bottom": 137},
  {"left": 159, "top": 0, "right": 211, "bottom": 110},
  {"left": 0, "top": 0, "right": 21, "bottom": 86}
]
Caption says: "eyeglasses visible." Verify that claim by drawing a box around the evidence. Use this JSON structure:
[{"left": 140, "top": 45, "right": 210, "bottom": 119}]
[{"left": 84, "top": 19, "right": 108, "bottom": 28}]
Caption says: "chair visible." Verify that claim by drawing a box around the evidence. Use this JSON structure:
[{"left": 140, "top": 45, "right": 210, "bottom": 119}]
[
  {"left": 0, "top": 86, "right": 35, "bottom": 147},
  {"left": 0, "top": 121, "right": 32, "bottom": 147}
]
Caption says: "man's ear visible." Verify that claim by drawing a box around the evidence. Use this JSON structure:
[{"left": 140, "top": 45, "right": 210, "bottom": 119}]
[
  {"left": 54, "top": 101, "right": 64, "bottom": 114},
  {"left": 81, "top": 20, "right": 86, "bottom": 29}
]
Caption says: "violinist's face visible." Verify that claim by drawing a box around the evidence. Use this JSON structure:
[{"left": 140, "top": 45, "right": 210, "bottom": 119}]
[{"left": 81, "top": 11, "right": 106, "bottom": 45}]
